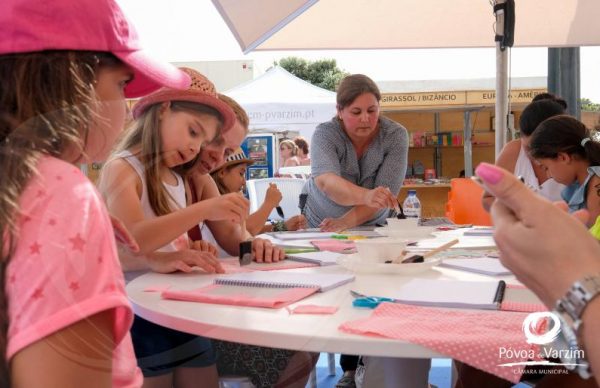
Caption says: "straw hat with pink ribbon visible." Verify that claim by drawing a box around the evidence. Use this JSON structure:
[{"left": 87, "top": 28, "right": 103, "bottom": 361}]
[{"left": 132, "top": 67, "right": 236, "bottom": 132}]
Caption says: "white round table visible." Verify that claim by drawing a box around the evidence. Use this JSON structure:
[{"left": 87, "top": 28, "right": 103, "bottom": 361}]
[{"left": 126, "top": 262, "right": 514, "bottom": 358}]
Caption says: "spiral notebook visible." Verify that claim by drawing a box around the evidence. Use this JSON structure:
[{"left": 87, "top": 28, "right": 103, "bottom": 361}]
[
  {"left": 214, "top": 272, "right": 355, "bottom": 292},
  {"left": 376, "top": 279, "right": 544, "bottom": 311},
  {"left": 286, "top": 250, "right": 342, "bottom": 266},
  {"left": 438, "top": 257, "right": 511, "bottom": 276}
]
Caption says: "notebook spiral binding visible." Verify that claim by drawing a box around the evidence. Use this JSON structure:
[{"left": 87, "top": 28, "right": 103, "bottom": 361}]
[{"left": 214, "top": 278, "right": 315, "bottom": 289}]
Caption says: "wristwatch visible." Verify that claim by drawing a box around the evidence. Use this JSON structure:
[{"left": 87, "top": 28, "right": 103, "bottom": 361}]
[{"left": 552, "top": 274, "right": 600, "bottom": 379}]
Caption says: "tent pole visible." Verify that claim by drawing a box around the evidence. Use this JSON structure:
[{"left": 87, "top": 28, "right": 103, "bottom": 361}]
[
  {"left": 548, "top": 47, "right": 581, "bottom": 119},
  {"left": 495, "top": 45, "right": 509, "bottom": 157},
  {"left": 494, "top": 0, "right": 510, "bottom": 158}
]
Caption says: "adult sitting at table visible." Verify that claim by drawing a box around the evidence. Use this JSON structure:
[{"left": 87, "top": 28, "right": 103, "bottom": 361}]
[
  {"left": 302, "top": 74, "right": 407, "bottom": 233},
  {"left": 301, "top": 74, "right": 426, "bottom": 387}
]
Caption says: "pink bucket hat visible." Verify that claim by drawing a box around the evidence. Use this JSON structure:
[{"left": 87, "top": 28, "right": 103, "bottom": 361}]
[
  {"left": 132, "top": 67, "right": 236, "bottom": 132},
  {"left": 0, "top": 0, "right": 190, "bottom": 98}
]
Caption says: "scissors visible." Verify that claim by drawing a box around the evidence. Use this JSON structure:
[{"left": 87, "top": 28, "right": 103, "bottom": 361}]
[{"left": 350, "top": 290, "right": 394, "bottom": 309}]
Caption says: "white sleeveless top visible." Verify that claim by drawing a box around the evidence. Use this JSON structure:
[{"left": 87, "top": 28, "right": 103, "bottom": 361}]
[
  {"left": 116, "top": 150, "right": 188, "bottom": 253},
  {"left": 514, "top": 146, "right": 565, "bottom": 202}
]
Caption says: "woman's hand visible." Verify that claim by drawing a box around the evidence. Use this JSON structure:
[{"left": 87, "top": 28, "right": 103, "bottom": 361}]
[
  {"left": 364, "top": 186, "right": 399, "bottom": 210},
  {"left": 319, "top": 217, "right": 351, "bottom": 232},
  {"left": 190, "top": 239, "right": 218, "bottom": 257},
  {"left": 252, "top": 238, "right": 286, "bottom": 263},
  {"left": 200, "top": 192, "right": 249, "bottom": 224},
  {"left": 285, "top": 215, "right": 307, "bottom": 231},
  {"left": 146, "top": 249, "right": 224, "bottom": 274},
  {"left": 110, "top": 215, "right": 139, "bottom": 253},
  {"left": 264, "top": 183, "right": 283, "bottom": 208},
  {"left": 476, "top": 162, "right": 600, "bottom": 307}
]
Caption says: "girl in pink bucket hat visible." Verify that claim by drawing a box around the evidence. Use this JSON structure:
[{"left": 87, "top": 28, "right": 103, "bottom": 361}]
[
  {"left": 0, "top": 0, "right": 191, "bottom": 386},
  {"left": 99, "top": 67, "right": 249, "bottom": 387}
]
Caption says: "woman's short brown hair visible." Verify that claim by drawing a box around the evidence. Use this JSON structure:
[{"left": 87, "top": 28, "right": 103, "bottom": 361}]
[{"left": 336, "top": 74, "right": 381, "bottom": 109}]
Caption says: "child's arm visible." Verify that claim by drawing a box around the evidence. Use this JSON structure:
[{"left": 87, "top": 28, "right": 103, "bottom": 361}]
[
  {"left": 192, "top": 174, "right": 286, "bottom": 261},
  {"left": 11, "top": 309, "right": 114, "bottom": 386},
  {"left": 585, "top": 174, "right": 600, "bottom": 227},
  {"left": 118, "top": 246, "right": 223, "bottom": 274},
  {"left": 101, "top": 159, "right": 248, "bottom": 254},
  {"left": 195, "top": 174, "right": 248, "bottom": 255},
  {"left": 246, "top": 183, "right": 282, "bottom": 236}
]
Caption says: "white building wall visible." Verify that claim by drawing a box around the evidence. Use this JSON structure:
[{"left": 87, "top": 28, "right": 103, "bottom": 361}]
[{"left": 171, "top": 60, "right": 256, "bottom": 91}]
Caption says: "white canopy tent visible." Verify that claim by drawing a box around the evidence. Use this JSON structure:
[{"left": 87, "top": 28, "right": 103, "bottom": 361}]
[
  {"left": 212, "top": 0, "right": 599, "bottom": 52},
  {"left": 212, "top": 0, "right": 600, "bottom": 174},
  {"left": 224, "top": 65, "right": 336, "bottom": 140}
]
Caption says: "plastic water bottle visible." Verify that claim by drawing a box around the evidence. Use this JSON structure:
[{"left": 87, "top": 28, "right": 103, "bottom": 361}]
[{"left": 402, "top": 190, "right": 421, "bottom": 219}]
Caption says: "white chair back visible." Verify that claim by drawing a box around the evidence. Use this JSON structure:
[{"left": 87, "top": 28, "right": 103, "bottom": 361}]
[
  {"left": 246, "top": 178, "right": 306, "bottom": 220},
  {"left": 278, "top": 165, "right": 311, "bottom": 179}
]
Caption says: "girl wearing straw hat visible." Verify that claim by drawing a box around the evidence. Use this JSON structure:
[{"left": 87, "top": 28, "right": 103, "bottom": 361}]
[{"left": 100, "top": 67, "right": 245, "bottom": 387}]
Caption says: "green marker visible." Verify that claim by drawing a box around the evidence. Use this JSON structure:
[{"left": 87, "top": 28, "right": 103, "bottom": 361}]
[{"left": 284, "top": 248, "right": 318, "bottom": 254}]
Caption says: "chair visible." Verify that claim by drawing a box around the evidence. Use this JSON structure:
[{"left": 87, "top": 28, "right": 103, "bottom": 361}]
[
  {"left": 278, "top": 165, "right": 311, "bottom": 179},
  {"left": 445, "top": 178, "right": 493, "bottom": 226},
  {"left": 246, "top": 177, "right": 307, "bottom": 220}
]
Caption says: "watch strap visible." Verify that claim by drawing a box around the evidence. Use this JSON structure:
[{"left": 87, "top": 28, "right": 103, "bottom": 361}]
[{"left": 556, "top": 274, "right": 600, "bottom": 322}]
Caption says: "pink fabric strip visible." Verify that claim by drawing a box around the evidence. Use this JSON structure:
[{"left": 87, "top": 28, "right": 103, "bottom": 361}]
[
  {"left": 143, "top": 284, "right": 172, "bottom": 292},
  {"left": 220, "top": 258, "right": 317, "bottom": 272},
  {"left": 162, "top": 285, "right": 319, "bottom": 309},
  {"left": 310, "top": 239, "right": 356, "bottom": 253},
  {"left": 339, "top": 302, "right": 536, "bottom": 383},
  {"left": 286, "top": 305, "right": 339, "bottom": 315}
]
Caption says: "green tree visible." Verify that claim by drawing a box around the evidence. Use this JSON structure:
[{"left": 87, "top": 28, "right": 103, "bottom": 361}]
[
  {"left": 275, "top": 56, "right": 349, "bottom": 91},
  {"left": 580, "top": 98, "right": 600, "bottom": 112}
]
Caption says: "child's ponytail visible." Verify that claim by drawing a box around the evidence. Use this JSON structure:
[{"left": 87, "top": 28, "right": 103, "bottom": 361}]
[
  {"left": 580, "top": 135, "right": 600, "bottom": 166},
  {"left": 529, "top": 115, "right": 600, "bottom": 165}
]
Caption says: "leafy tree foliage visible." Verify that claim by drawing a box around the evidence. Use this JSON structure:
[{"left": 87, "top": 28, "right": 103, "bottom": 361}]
[
  {"left": 581, "top": 98, "right": 600, "bottom": 112},
  {"left": 275, "top": 57, "right": 349, "bottom": 91}
]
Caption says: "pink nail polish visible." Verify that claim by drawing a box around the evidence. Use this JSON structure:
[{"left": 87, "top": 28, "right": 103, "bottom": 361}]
[{"left": 475, "top": 163, "right": 503, "bottom": 185}]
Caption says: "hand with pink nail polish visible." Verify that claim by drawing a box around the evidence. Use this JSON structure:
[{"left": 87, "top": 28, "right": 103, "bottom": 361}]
[
  {"left": 474, "top": 161, "right": 600, "bottom": 388},
  {"left": 475, "top": 162, "right": 600, "bottom": 307}
]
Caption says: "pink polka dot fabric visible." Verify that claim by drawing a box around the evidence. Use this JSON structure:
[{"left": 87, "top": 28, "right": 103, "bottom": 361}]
[{"left": 339, "top": 302, "right": 537, "bottom": 383}]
